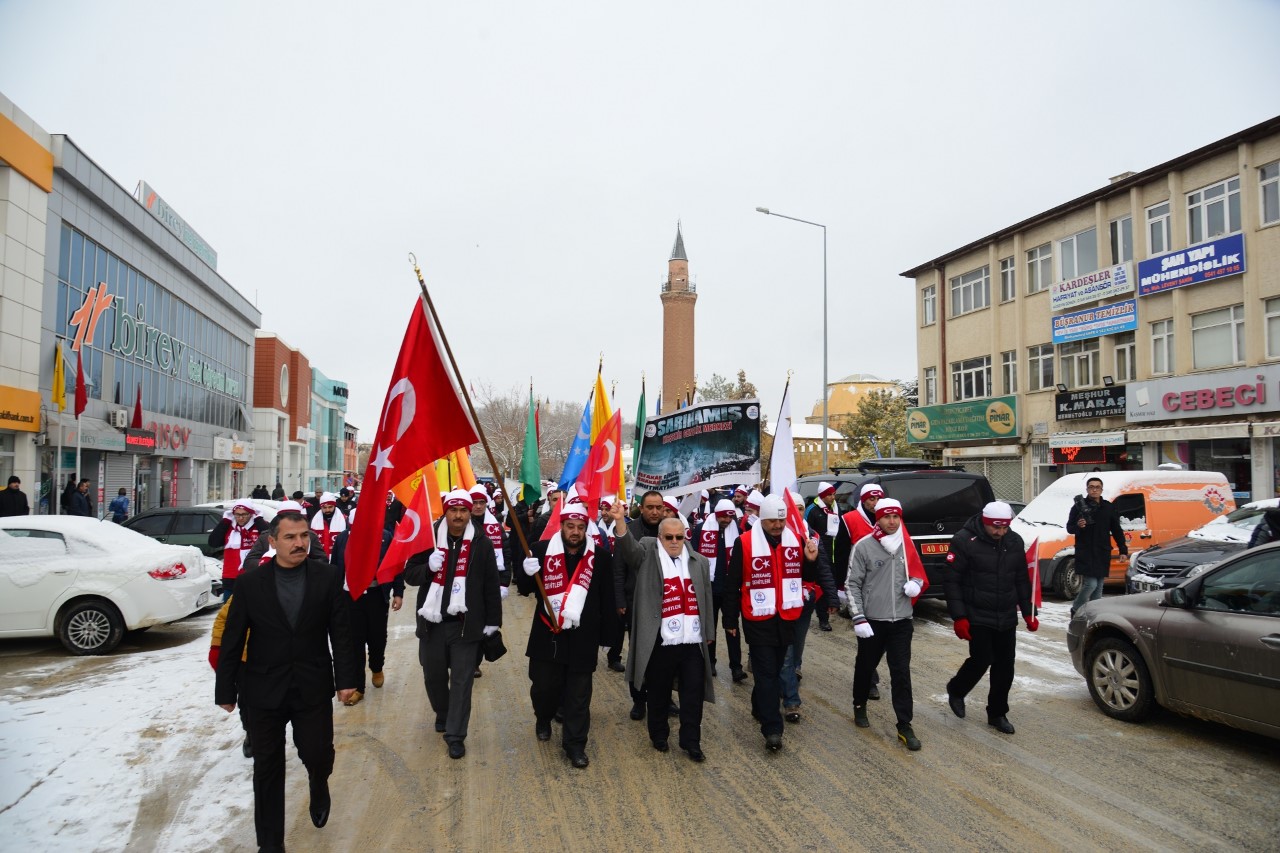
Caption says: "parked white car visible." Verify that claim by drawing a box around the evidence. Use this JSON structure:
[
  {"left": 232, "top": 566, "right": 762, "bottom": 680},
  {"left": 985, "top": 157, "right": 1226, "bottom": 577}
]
[{"left": 0, "top": 516, "right": 212, "bottom": 655}]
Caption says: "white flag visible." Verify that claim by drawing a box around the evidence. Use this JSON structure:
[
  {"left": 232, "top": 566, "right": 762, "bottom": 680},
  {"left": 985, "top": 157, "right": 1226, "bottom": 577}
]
[{"left": 768, "top": 384, "right": 797, "bottom": 497}]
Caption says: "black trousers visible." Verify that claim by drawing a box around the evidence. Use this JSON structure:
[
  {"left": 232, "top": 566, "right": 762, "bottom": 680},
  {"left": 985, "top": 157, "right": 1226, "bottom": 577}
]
[
  {"left": 707, "top": 594, "right": 742, "bottom": 671},
  {"left": 645, "top": 640, "right": 706, "bottom": 748},
  {"left": 747, "top": 643, "right": 785, "bottom": 736},
  {"left": 349, "top": 588, "right": 390, "bottom": 690},
  {"left": 244, "top": 688, "right": 334, "bottom": 848},
  {"left": 418, "top": 622, "right": 481, "bottom": 745},
  {"left": 529, "top": 659, "right": 593, "bottom": 751},
  {"left": 852, "top": 618, "right": 914, "bottom": 724},
  {"left": 948, "top": 624, "right": 1017, "bottom": 718},
  {"left": 607, "top": 622, "right": 626, "bottom": 665}
]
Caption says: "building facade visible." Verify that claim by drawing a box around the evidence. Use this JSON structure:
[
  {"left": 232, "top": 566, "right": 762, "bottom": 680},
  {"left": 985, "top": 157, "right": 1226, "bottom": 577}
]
[
  {"left": 660, "top": 223, "right": 696, "bottom": 413},
  {"left": 307, "top": 366, "right": 347, "bottom": 494},
  {"left": 903, "top": 116, "right": 1280, "bottom": 503},
  {"left": 248, "top": 332, "right": 310, "bottom": 496}
]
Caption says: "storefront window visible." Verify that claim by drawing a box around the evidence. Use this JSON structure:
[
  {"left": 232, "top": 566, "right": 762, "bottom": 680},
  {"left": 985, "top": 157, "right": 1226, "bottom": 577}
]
[{"left": 1191, "top": 438, "right": 1252, "bottom": 501}]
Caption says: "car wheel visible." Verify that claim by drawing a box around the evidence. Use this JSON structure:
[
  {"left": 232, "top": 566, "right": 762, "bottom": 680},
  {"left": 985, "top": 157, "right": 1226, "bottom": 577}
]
[
  {"left": 1054, "top": 557, "right": 1082, "bottom": 599},
  {"left": 58, "top": 600, "right": 125, "bottom": 655},
  {"left": 1085, "top": 637, "right": 1155, "bottom": 722}
]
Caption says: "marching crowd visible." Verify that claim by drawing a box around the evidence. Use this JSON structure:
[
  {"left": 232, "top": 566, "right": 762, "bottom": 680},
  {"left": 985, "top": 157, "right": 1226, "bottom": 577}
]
[{"left": 209, "top": 480, "right": 1037, "bottom": 853}]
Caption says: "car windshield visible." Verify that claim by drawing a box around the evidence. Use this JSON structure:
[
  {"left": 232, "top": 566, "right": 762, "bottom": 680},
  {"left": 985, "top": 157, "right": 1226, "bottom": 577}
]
[
  {"left": 885, "top": 477, "right": 988, "bottom": 526},
  {"left": 1188, "top": 504, "right": 1272, "bottom": 543}
]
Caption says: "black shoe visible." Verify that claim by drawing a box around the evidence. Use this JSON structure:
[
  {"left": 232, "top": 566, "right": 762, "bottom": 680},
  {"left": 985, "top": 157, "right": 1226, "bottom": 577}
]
[
  {"left": 608, "top": 659, "right": 625, "bottom": 672},
  {"left": 434, "top": 719, "right": 446, "bottom": 733},
  {"left": 448, "top": 741, "right": 465, "bottom": 759},
  {"left": 473, "top": 668, "right": 482, "bottom": 678},
  {"left": 567, "top": 749, "right": 590, "bottom": 769},
  {"left": 241, "top": 735, "right": 253, "bottom": 758},
  {"left": 897, "top": 723, "right": 922, "bottom": 751},
  {"left": 784, "top": 707, "right": 801, "bottom": 723},
  {"left": 308, "top": 776, "right": 330, "bottom": 828},
  {"left": 818, "top": 622, "right": 832, "bottom": 632},
  {"left": 764, "top": 733, "right": 782, "bottom": 752},
  {"left": 651, "top": 739, "right": 670, "bottom": 753},
  {"left": 683, "top": 745, "right": 706, "bottom": 763},
  {"left": 710, "top": 664, "right": 718, "bottom": 677},
  {"left": 731, "top": 667, "right": 748, "bottom": 683},
  {"left": 854, "top": 705, "right": 870, "bottom": 728},
  {"left": 868, "top": 684, "right": 881, "bottom": 701},
  {"left": 535, "top": 721, "right": 552, "bottom": 741},
  {"left": 667, "top": 702, "right": 680, "bottom": 717},
  {"left": 988, "top": 715, "right": 1015, "bottom": 735},
  {"left": 629, "top": 702, "right": 645, "bottom": 721},
  {"left": 947, "top": 691, "right": 966, "bottom": 719}
]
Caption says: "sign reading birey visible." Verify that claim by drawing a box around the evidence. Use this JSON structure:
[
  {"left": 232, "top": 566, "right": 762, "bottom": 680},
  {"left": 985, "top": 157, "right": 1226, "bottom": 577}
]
[{"left": 633, "top": 399, "right": 761, "bottom": 496}]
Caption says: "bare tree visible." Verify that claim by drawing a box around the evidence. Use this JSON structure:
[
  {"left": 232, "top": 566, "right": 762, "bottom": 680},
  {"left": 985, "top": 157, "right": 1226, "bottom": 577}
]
[{"left": 470, "top": 383, "right": 528, "bottom": 478}]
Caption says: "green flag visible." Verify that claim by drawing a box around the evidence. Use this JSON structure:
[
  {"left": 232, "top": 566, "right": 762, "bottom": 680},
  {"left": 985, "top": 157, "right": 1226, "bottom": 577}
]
[
  {"left": 520, "top": 387, "right": 541, "bottom": 505},
  {"left": 631, "top": 376, "right": 646, "bottom": 477}
]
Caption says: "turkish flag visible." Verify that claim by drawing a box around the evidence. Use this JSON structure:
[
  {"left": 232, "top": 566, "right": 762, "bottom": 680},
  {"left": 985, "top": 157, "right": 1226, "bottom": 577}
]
[
  {"left": 573, "top": 409, "right": 621, "bottom": 522},
  {"left": 343, "top": 297, "right": 478, "bottom": 598},
  {"left": 1026, "top": 537, "right": 1042, "bottom": 609},
  {"left": 131, "top": 384, "right": 143, "bottom": 429},
  {"left": 74, "top": 350, "right": 87, "bottom": 418},
  {"left": 377, "top": 479, "right": 435, "bottom": 582}
]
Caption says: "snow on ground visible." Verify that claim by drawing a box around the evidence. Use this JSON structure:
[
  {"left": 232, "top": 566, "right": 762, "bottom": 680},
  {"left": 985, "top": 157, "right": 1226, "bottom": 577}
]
[{"left": 0, "top": 609, "right": 251, "bottom": 852}]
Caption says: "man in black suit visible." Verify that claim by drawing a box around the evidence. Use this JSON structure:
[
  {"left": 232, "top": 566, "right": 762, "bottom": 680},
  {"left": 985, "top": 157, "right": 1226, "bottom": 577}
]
[{"left": 215, "top": 512, "right": 359, "bottom": 853}]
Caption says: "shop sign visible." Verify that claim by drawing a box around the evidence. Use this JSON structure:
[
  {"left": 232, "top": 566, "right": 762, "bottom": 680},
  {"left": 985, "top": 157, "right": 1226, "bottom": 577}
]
[
  {"left": 907, "top": 396, "right": 1018, "bottom": 444},
  {"left": 1051, "top": 445, "right": 1106, "bottom": 465},
  {"left": 213, "top": 435, "right": 255, "bottom": 462},
  {"left": 1137, "top": 233, "right": 1245, "bottom": 296},
  {"left": 0, "top": 385, "right": 41, "bottom": 432},
  {"left": 136, "top": 180, "right": 219, "bottom": 270},
  {"left": 60, "top": 425, "right": 126, "bottom": 451},
  {"left": 1126, "top": 364, "right": 1280, "bottom": 422},
  {"left": 145, "top": 420, "right": 192, "bottom": 451},
  {"left": 1050, "top": 263, "right": 1133, "bottom": 312},
  {"left": 1253, "top": 421, "right": 1280, "bottom": 437},
  {"left": 1055, "top": 386, "right": 1127, "bottom": 421},
  {"left": 125, "top": 429, "right": 157, "bottom": 451},
  {"left": 1051, "top": 299, "right": 1137, "bottom": 345},
  {"left": 1049, "top": 431, "right": 1126, "bottom": 448}
]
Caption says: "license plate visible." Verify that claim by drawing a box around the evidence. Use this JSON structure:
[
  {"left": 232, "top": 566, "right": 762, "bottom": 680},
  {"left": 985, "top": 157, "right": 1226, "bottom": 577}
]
[
  {"left": 920, "top": 543, "right": 950, "bottom": 555},
  {"left": 197, "top": 591, "right": 209, "bottom": 607}
]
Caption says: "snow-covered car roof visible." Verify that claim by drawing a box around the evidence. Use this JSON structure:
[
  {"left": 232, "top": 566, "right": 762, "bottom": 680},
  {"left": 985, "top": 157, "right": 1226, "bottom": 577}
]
[
  {"left": 1186, "top": 497, "right": 1280, "bottom": 543},
  {"left": 0, "top": 516, "right": 207, "bottom": 587}
]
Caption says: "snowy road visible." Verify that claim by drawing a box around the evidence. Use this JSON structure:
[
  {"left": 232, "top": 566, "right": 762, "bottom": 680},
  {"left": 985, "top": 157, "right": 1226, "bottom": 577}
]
[{"left": 0, "top": 597, "right": 1276, "bottom": 852}]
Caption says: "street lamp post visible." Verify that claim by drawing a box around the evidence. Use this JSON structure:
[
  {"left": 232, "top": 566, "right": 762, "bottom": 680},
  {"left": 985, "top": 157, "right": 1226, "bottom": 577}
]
[{"left": 756, "top": 206, "right": 829, "bottom": 472}]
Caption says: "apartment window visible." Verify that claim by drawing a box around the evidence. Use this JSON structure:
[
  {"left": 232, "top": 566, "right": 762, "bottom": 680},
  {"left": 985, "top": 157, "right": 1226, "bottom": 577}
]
[
  {"left": 1000, "top": 350, "right": 1017, "bottom": 395},
  {"left": 1059, "top": 339, "right": 1100, "bottom": 389},
  {"left": 1059, "top": 227, "right": 1098, "bottom": 280},
  {"left": 999, "top": 257, "right": 1015, "bottom": 302},
  {"left": 1147, "top": 202, "right": 1171, "bottom": 256},
  {"left": 1267, "top": 298, "right": 1280, "bottom": 359},
  {"left": 1191, "top": 304, "right": 1245, "bottom": 370},
  {"left": 923, "top": 367, "right": 937, "bottom": 405},
  {"left": 951, "top": 356, "right": 992, "bottom": 401},
  {"left": 922, "top": 285, "right": 937, "bottom": 326},
  {"left": 950, "top": 267, "right": 990, "bottom": 316},
  {"left": 1187, "top": 176, "right": 1241, "bottom": 244},
  {"left": 1261, "top": 162, "right": 1279, "bottom": 226},
  {"left": 1151, "top": 319, "right": 1175, "bottom": 375},
  {"left": 1113, "top": 331, "right": 1136, "bottom": 382},
  {"left": 1109, "top": 216, "right": 1133, "bottom": 264},
  {"left": 1026, "top": 243, "right": 1052, "bottom": 293},
  {"left": 1028, "top": 344, "right": 1054, "bottom": 392}
]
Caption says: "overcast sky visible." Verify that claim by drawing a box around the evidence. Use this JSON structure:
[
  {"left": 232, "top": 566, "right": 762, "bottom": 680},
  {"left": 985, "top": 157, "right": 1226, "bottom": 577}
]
[{"left": 2, "top": 0, "right": 1278, "bottom": 437}]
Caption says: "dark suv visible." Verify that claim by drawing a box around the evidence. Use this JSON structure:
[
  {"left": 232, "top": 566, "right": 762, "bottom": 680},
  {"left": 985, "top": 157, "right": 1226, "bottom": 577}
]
[
  {"left": 797, "top": 460, "right": 996, "bottom": 599},
  {"left": 121, "top": 507, "right": 227, "bottom": 556}
]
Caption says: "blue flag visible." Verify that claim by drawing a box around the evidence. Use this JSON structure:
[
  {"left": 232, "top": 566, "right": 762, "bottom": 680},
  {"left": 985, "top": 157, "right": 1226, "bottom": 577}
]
[{"left": 557, "top": 396, "right": 594, "bottom": 491}]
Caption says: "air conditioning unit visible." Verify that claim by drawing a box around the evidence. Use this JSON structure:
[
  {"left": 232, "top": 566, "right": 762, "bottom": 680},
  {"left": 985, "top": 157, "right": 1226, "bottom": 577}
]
[{"left": 107, "top": 410, "right": 129, "bottom": 429}]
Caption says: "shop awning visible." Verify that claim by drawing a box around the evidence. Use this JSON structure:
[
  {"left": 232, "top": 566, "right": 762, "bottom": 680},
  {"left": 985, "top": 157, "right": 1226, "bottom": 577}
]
[
  {"left": 59, "top": 417, "right": 126, "bottom": 451},
  {"left": 1125, "top": 423, "right": 1250, "bottom": 442},
  {"left": 1049, "top": 430, "right": 1127, "bottom": 448}
]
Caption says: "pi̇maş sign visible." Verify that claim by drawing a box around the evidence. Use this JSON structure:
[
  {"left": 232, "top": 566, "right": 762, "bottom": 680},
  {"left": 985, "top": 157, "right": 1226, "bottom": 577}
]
[{"left": 633, "top": 398, "right": 760, "bottom": 497}]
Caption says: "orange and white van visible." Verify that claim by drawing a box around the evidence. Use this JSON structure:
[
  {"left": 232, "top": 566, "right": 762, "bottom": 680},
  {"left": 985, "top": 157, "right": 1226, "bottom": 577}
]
[{"left": 1011, "top": 470, "right": 1236, "bottom": 599}]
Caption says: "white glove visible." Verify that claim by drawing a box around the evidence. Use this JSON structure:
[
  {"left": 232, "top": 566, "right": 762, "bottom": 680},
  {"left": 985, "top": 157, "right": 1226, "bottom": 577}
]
[
  {"left": 428, "top": 550, "right": 445, "bottom": 573},
  {"left": 903, "top": 579, "right": 922, "bottom": 599},
  {"left": 837, "top": 590, "right": 848, "bottom": 605},
  {"left": 483, "top": 625, "right": 499, "bottom": 637},
  {"left": 854, "top": 621, "right": 874, "bottom": 639},
  {"left": 500, "top": 585, "right": 509, "bottom": 600},
  {"left": 561, "top": 611, "right": 581, "bottom": 630},
  {"left": 522, "top": 557, "right": 541, "bottom": 576}
]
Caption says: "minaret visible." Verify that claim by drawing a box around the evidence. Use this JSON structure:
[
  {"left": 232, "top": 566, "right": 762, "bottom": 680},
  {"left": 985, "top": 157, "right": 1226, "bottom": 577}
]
[{"left": 660, "top": 222, "right": 697, "bottom": 414}]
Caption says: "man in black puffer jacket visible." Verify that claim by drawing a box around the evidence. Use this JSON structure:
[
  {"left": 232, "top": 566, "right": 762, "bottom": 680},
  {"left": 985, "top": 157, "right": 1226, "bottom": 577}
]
[{"left": 942, "top": 501, "right": 1036, "bottom": 736}]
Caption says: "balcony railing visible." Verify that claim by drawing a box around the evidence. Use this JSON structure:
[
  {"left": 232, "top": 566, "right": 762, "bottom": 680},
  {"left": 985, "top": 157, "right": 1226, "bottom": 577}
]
[{"left": 660, "top": 277, "right": 697, "bottom": 293}]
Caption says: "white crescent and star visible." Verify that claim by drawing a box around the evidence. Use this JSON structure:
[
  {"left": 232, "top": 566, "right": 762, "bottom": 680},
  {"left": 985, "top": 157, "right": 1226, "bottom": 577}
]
[
  {"left": 396, "top": 509, "right": 421, "bottom": 542},
  {"left": 372, "top": 378, "right": 417, "bottom": 480},
  {"left": 595, "top": 439, "right": 616, "bottom": 473}
]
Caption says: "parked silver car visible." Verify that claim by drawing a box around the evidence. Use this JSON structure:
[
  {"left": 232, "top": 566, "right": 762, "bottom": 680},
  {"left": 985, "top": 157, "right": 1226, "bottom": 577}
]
[{"left": 1067, "top": 541, "right": 1280, "bottom": 739}]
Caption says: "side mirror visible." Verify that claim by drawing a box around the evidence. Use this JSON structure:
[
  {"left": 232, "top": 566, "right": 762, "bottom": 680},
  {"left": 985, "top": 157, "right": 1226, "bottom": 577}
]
[{"left": 1162, "top": 587, "right": 1187, "bottom": 608}]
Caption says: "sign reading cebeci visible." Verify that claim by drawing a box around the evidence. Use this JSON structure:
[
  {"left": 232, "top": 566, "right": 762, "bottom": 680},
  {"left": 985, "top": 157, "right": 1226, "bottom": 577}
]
[{"left": 1126, "top": 364, "right": 1280, "bottom": 421}]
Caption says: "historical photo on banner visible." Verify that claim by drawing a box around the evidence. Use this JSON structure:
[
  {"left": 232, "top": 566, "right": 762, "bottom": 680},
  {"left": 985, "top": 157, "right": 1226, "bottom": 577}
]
[{"left": 633, "top": 399, "right": 761, "bottom": 496}]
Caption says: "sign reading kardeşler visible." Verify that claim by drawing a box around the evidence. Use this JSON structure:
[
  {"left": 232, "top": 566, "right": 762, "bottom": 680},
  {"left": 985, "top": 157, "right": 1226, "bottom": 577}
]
[
  {"left": 633, "top": 399, "right": 760, "bottom": 496},
  {"left": 1050, "top": 263, "right": 1133, "bottom": 312}
]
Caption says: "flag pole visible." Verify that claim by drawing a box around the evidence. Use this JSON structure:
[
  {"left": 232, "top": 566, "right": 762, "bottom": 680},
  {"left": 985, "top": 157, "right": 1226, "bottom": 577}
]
[
  {"left": 54, "top": 410, "right": 62, "bottom": 515},
  {"left": 760, "top": 371, "right": 792, "bottom": 489}
]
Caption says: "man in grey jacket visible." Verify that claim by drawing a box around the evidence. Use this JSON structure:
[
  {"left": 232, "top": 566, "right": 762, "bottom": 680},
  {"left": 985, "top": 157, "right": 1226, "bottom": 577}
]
[
  {"left": 846, "top": 498, "right": 924, "bottom": 751},
  {"left": 612, "top": 504, "right": 715, "bottom": 762}
]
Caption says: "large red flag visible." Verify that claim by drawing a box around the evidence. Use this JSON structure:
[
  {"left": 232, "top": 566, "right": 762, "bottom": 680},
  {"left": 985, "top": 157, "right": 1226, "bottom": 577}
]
[
  {"left": 1026, "top": 537, "right": 1042, "bottom": 609},
  {"left": 574, "top": 409, "right": 621, "bottom": 522},
  {"left": 74, "top": 350, "right": 87, "bottom": 418},
  {"left": 377, "top": 480, "right": 435, "bottom": 583},
  {"left": 343, "top": 297, "right": 478, "bottom": 598}
]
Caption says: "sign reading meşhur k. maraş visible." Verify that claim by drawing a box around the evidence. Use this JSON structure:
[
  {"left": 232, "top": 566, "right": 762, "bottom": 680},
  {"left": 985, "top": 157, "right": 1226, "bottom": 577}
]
[
  {"left": 1050, "top": 263, "right": 1133, "bottom": 312},
  {"left": 906, "top": 396, "right": 1017, "bottom": 444},
  {"left": 1051, "top": 298, "right": 1138, "bottom": 345},
  {"left": 1055, "top": 386, "right": 1127, "bottom": 421},
  {"left": 135, "top": 181, "right": 218, "bottom": 271},
  {"left": 1137, "top": 233, "right": 1245, "bottom": 296},
  {"left": 634, "top": 399, "right": 760, "bottom": 496}
]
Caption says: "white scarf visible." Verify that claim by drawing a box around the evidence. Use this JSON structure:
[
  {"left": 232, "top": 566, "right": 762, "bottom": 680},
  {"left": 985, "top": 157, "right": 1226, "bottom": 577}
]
[
  {"left": 813, "top": 497, "right": 840, "bottom": 537},
  {"left": 542, "top": 530, "right": 596, "bottom": 629},
  {"left": 696, "top": 516, "right": 738, "bottom": 582},
  {"left": 873, "top": 526, "right": 904, "bottom": 556},
  {"left": 659, "top": 550, "right": 701, "bottom": 646},
  {"left": 311, "top": 508, "right": 347, "bottom": 556},
  {"left": 418, "top": 520, "right": 474, "bottom": 623},
  {"left": 744, "top": 520, "right": 804, "bottom": 618}
]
